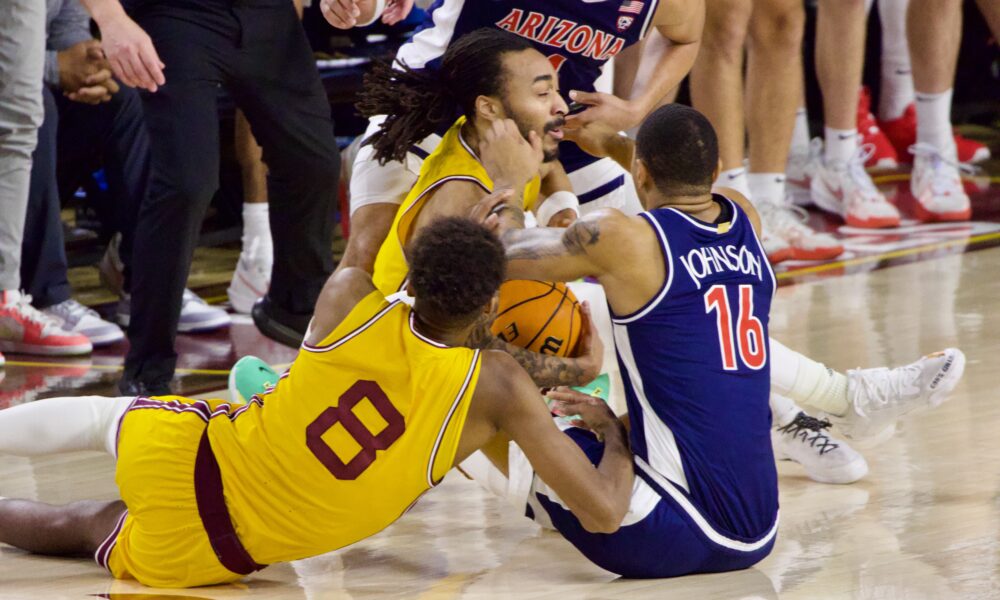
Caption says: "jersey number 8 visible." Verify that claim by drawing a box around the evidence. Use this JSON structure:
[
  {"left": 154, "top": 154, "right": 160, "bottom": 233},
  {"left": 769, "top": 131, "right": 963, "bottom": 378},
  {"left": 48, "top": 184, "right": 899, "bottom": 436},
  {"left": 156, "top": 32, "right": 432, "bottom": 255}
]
[{"left": 306, "top": 380, "right": 406, "bottom": 480}]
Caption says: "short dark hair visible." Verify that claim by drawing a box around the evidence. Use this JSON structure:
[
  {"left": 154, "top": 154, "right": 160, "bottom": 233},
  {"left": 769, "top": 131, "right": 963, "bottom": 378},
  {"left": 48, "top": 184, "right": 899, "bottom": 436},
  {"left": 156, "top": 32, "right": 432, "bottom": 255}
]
[
  {"left": 358, "top": 28, "right": 535, "bottom": 164},
  {"left": 408, "top": 217, "right": 506, "bottom": 325},
  {"left": 635, "top": 104, "right": 719, "bottom": 196}
]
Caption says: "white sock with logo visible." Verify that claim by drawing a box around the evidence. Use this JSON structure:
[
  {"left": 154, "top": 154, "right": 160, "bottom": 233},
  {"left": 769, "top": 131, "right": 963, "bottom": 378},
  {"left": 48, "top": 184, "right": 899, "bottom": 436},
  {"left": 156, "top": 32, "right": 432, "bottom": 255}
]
[
  {"left": 877, "top": 0, "right": 914, "bottom": 121},
  {"left": 824, "top": 127, "right": 858, "bottom": 166},
  {"left": 915, "top": 89, "right": 957, "bottom": 159},
  {"left": 747, "top": 173, "right": 786, "bottom": 205},
  {"left": 791, "top": 108, "right": 811, "bottom": 156},
  {"left": 715, "top": 167, "right": 751, "bottom": 199}
]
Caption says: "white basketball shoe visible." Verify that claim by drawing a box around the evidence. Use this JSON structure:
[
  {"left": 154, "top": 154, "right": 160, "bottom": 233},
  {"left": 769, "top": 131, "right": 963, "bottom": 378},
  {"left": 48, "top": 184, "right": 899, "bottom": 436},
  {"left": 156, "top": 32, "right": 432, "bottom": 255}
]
[
  {"left": 832, "top": 348, "right": 966, "bottom": 441},
  {"left": 772, "top": 409, "right": 869, "bottom": 484}
]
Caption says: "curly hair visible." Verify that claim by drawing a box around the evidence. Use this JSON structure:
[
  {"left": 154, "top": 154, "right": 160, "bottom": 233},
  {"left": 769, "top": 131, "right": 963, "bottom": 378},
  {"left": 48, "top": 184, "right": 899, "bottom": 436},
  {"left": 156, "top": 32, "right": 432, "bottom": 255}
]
[
  {"left": 408, "top": 217, "right": 506, "bottom": 325},
  {"left": 357, "top": 28, "right": 535, "bottom": 165},
  {"left": 636, "top": 104, "right": 720, "bottom": 196}
]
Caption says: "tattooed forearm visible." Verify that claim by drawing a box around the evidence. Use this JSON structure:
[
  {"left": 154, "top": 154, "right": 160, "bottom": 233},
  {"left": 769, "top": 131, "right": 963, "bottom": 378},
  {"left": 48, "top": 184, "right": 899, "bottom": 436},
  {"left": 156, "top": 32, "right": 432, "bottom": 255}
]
[
  {"left": 489, "top": 338, "right": 592, "bottom": 387},
  {"left": 562, "top": 219, "right": 600, "bottom": 254}
]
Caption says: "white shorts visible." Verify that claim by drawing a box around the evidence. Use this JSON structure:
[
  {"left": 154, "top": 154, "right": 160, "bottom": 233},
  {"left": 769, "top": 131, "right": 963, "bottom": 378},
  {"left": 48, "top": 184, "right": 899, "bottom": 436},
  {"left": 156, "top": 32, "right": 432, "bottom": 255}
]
[{"left": 349, "top": 116, "right": 643, "bottom": 216}]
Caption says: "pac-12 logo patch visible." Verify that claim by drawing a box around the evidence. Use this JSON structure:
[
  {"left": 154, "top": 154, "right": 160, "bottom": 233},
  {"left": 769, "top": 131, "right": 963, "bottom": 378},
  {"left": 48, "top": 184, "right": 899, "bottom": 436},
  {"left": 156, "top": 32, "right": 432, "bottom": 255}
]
[{"left": 617, "top": 15, "right": 634, "bottom": 31}]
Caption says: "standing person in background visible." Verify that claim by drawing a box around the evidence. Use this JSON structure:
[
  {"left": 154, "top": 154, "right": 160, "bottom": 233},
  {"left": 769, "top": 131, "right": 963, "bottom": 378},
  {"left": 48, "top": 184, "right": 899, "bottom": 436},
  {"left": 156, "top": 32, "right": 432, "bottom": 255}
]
[
  {"left": 227, "top": 0, "right": 305, "bottom": 315},
  {"left": 79, "top": 0, "right": 341, "bottom": 394},
  {"left": 0, "top": 0, "right": 92, "bottom": 360}
]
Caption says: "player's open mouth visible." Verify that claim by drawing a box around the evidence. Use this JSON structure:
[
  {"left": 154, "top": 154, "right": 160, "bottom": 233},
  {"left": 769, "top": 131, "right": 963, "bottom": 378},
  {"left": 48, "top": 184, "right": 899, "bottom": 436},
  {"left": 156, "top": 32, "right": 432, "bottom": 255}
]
[{"left": 548, "top": 128, "right": 564, "bottom": 140}]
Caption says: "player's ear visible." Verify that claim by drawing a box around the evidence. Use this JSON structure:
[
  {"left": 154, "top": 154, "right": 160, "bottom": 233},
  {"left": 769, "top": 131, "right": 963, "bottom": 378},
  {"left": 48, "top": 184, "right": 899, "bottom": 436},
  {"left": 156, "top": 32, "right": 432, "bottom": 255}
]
[
  {"left": 405, "top": 280, "right": 416, "bottom": 297},
  {"left": 475, "top": 94, "right": 502, "bottom": 122},
  {"left": 713, "top": 158, "right": 723, "bottom": 182},
  {"left": 634, "top": 158, "right": 652, "bottom": 193}
]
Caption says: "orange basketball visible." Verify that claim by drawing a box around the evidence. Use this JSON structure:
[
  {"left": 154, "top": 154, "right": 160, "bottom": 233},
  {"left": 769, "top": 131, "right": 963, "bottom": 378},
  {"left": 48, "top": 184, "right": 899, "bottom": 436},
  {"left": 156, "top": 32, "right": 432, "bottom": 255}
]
[{"left": 490, "top": 280, "right": 582, "bottom": 357}]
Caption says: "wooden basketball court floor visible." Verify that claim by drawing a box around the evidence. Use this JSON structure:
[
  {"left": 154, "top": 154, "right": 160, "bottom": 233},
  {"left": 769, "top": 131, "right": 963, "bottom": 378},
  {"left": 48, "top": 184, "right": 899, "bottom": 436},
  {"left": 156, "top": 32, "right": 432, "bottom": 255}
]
[{"left": 2, "top": 174, "right": 1000, "bottom": 598}]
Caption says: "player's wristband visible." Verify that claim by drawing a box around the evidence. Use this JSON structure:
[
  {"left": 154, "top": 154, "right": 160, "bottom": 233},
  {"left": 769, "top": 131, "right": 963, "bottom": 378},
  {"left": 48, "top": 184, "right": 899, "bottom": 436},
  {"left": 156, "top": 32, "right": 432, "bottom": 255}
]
[
  {"left": 356, "top": 0, "right": 386, "bottom": 26},
  {"left": 535, "top": 190, "right": 580, "bottom": 226}
]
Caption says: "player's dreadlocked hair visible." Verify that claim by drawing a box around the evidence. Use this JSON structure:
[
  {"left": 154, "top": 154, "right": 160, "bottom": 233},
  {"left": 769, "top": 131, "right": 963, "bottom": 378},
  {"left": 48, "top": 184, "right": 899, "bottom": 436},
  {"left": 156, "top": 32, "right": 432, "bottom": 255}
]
[{"left": 357, "top": 28, "right": 535, "bottom": 165}]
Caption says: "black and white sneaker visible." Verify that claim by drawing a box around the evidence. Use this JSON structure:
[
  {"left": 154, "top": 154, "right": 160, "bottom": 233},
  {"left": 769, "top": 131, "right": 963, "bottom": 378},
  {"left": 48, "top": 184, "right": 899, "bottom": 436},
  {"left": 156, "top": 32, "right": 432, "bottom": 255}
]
[{"left": 772, "top": 408, "right": 869, "bottom": 484}]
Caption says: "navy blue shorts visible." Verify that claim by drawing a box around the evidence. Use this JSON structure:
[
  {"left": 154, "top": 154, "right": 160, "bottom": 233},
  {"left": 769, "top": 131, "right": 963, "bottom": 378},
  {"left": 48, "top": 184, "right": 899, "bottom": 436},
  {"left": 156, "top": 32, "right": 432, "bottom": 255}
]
[{"left": 529, "top": 428, "right": 776, "bottom": 579}]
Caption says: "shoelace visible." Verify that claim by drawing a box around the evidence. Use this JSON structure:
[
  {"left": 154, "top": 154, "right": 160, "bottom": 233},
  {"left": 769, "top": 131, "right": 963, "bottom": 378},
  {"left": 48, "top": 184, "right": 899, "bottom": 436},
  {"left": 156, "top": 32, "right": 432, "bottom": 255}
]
[
  {"left": 47, "top": 300, "right": 99, "bottom": 328},
  {"left": 845, "top": 144, "right": 882, "bottom": 198},
  {"left": 776, "top": 412, "right": 839, "bottom": 455},
  {"left": 3, "top": 292, "right": 63, "bottom": 336},
  {"left": 760, "top": 201, "right": 817, "bottom": 237},
  {"left": 909, "top": 142, "right": 973, "bottom": 196},
  {"left": 851, "top": 363, "right": 922, "bottom": 416}
]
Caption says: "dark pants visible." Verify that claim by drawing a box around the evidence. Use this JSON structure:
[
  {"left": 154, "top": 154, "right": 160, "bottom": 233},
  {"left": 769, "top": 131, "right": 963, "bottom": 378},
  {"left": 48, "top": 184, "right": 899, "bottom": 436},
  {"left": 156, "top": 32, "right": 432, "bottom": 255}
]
[
  {"left": 122, "top": 0, "right": 339, "bottom": 388},
  {"left": 22, "top": 86, "right": 148, "bottom": 308}
]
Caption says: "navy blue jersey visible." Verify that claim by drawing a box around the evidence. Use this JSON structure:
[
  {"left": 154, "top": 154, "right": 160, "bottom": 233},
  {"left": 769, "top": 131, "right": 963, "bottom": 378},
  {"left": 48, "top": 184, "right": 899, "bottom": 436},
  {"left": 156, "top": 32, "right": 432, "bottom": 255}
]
[
  {"left": 396, "top": 0, "right": 660, "bottom": 172},
  {"left": 611, "top": 195, "right": 779, "bottom": 540}
]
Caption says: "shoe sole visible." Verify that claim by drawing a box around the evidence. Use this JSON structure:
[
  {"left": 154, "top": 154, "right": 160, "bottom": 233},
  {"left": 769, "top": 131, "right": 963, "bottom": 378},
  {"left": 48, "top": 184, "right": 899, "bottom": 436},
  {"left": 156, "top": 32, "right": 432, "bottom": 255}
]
[
  {"left": 912, "top": 202, "right": 972, "bottom": 223},
  {"left": 178, "top": 316, "right": 232, "bottom": 334},
  {"left": 789, "top": 245, "right": 845, "bottom": 261},
  {"left": 845, "top": 214, "right": 901, "bottom": 228},
  {"left": 82, "top": 329, "right": 126, "bottom": 347},
  {"left": 253, "top": 307, "right": 306, "bottom": 348},
  {"left": 228, "top": 365, "right": 242, "bottom": 403},
  {"left": 767, "top": 248, "right": 794, "bottom": 264},
  {"left": 0, "top": 340, "right": 93, "bottom": 356},
  {"left": 774, "top": 450, "right": 870, "bottom": 485}
]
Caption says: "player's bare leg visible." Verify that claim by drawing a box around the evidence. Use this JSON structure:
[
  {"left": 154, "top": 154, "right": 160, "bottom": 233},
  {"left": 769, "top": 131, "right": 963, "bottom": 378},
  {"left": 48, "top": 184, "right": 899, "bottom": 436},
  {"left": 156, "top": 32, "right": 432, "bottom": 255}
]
[
  {"left": 690, "top": 0, "right": 752, "bottom": 186},
  {"left": 906, "top": 0, "right": 970, "bottom": 221},
  {"left": 811, "top": 0, "right": 900, "bottom": 228},
  {"left": 0, "top": 499, "right": 125, "bottom": 557},
  {"left": 975, "top": 0, "right": 1000, "bottom": 37},
  {"left": 0, "top": 395, "right": 132, "bottom": 557},
  {"left": 746, "top": 0, "right": 842, "bottom": 260}
]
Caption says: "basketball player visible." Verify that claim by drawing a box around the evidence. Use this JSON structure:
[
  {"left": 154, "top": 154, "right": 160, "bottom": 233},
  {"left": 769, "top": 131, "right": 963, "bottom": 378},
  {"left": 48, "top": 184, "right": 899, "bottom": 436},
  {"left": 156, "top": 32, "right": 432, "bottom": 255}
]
[
  {"left": 358, "top": 29, "right": 605, "bottom": 388},
  {"left": 466, "top": 104, "right": 964, "bottom": 577},
  {"left": 0, "top": 218, "right": 634, "bottom": 588},
  {"left": 360, "top": 28, "right": 958, "bottom": 486},
  {"left": 328, "top": 0, "right": 704, "bottom": 275}
]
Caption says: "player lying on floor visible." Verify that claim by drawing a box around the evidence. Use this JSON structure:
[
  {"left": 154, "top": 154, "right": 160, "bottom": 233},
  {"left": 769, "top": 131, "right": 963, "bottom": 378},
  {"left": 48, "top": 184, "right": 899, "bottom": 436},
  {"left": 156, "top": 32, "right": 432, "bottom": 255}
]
[
  {"left": 459, "top": 103, "right": 964, "bottom": 577},
  {"left": 0, "top": 218, "right": 633, "bottom": 588},
  {"left": 359, "top": 26, "right": 966, "bottom": 484}
]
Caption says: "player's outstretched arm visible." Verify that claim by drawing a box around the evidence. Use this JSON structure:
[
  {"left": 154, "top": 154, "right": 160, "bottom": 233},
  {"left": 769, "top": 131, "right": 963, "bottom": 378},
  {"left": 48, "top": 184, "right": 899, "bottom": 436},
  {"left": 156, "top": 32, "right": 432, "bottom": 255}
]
[
  {"left": 466, "top": 303, "right": 604, "bottom": 388},
  {"left": 500, "top": 209, "right": 630, "bottom": 283},
  {"left": 305, "top": 267, "right": 379, "bottom": 346},
  {"left": 473, "top": 351, "right": 634, "bottom": 534}
]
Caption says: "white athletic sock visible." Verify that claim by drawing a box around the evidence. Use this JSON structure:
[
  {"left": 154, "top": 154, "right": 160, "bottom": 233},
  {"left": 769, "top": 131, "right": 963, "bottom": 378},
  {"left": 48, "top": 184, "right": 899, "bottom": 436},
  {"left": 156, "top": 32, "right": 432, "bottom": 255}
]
[
  {"left": 715, "top": 167, "right": 751, "bottom": 199},
  {"left": 877, "top": 0, "right": 914, "bottom": 121},
  {"left": 241, "top": 202, "right": 271, "bottom": 250},
  {"left": 824, "top": 127, "right": 858, "bottom": 166},
  {"left": 915, "top": 89, "right": 957, "bottom": 159},
  {"left": 747, "top": 173, "right": 786, "bottom": 205},
  {"left": 0, "top": 396, "right": 132, "bottom": 457},
  {"left": 770, "top": 339, "right": 850, "bottom": 416},
  {"left": 770, "top": 393, "right": 801, "bottom": 427},
  {"left": 790, "top": 108, "right": 811, "bottom": 155}
]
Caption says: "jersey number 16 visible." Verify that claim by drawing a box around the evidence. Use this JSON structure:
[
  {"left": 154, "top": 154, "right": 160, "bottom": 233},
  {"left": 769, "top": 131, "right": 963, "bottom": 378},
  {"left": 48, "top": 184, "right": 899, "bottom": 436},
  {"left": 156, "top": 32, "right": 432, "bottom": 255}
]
[{"left": 704, "top": 284, "right": 767, "bottom": 371}]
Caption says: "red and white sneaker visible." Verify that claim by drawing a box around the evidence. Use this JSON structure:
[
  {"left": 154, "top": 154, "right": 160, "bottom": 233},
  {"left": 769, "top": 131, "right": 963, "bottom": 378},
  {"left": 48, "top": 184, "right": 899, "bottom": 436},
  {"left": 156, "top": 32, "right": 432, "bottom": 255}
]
[
  {"left": 0, "top": 290, "right": 92, "bottom": 356},
  {"left": 857, "top": 88, "right": 898, "bottom": 170},
  {"left": 954, "top": 133, "right": 991, "bottom": 165},
  {"left": 879, "top": 104, "right": 991, "bottom": 166},
  {"left": 786, "top": 138, "right": 821, "bottom": 206},
  {"left": 909, "top": 143, "right": 971, "bottom": 222},
  {"left": 811, "top": 145, "right": 901, "bottom": 228},
  {"left": 760, "top": 226, "right": 794, "bottom": 264},
  {"left": 758, "top": 200, "right": 844, "bottom": 261}
]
